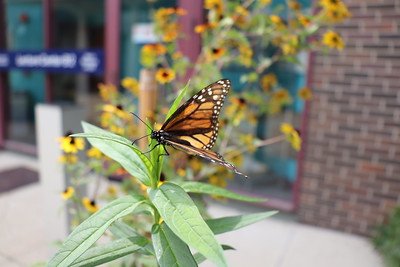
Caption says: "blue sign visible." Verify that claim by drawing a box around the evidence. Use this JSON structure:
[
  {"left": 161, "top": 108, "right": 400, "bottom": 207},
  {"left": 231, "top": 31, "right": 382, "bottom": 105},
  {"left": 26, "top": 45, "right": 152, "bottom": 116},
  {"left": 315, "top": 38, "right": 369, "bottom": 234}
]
[{"left": 0, "top": 49, "right": 104, "bottom": 74}]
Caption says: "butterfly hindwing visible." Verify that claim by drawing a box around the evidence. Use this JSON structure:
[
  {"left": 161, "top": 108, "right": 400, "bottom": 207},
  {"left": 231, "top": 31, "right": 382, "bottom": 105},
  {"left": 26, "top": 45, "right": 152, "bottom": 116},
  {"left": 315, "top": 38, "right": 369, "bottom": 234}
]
[
  {"left": 161, "top": 79, "right": 231, "bottom": 150},
  {"left": 165, "top": 139, "right": 248, "bottom": 178}
]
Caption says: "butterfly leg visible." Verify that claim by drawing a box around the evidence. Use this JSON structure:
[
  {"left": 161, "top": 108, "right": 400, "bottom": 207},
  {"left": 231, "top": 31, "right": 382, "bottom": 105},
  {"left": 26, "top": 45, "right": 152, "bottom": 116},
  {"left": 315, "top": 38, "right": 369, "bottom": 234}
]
[
  {"left": 157, "top": 145, "right": 170, "bottom": 162},
  {"left": 143, "top": 143, "right": 160, "bottom": 154}
]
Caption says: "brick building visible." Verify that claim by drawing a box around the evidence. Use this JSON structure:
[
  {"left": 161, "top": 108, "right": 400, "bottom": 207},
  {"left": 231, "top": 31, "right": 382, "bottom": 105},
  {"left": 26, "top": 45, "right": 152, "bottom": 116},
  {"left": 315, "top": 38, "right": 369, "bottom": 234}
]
[{"left": 298, "top": 0, "right": 400, "bottom": 235}]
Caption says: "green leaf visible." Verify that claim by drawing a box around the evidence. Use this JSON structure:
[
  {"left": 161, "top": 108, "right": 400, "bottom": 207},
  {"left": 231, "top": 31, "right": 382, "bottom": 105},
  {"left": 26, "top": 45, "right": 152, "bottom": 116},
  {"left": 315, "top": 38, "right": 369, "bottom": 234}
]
[
  {"left": 174, "top": 181, "right": 266, "bottom": 202},
  {"left": 165, "top": 80, "right": 190, "bottom": 121},
  {"left": 194, "top": 245, "right": 235, "bottom": 265},
  {"left": 152, "top": 223, "right": 198, "bottom": 267},
  {"left": 109, "top": 221, "right": 140, "bottom": 239},
  {"left": 48, "top": 195, "right": 145, "bottom": 267},
  {"left": 70, "top": 237, "right": 148, "bottom": 267},
  {"left": 206, "top": 211, "right": 278, "bottom": 235},
  {"left": 149, "top": 183, "right": 227, "bottom": 267},
  {"left": 77, "top": 122, "right": 152, "bottom": 186},
  {"left": 109, "top": 221, "right": 154, "bottom": 256}
]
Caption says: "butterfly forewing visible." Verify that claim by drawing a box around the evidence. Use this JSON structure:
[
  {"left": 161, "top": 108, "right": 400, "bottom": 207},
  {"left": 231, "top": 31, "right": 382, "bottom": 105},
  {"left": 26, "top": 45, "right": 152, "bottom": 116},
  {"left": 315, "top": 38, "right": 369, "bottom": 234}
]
[{"left": 161, "top": 79, "right": 231, "bottom": 150}]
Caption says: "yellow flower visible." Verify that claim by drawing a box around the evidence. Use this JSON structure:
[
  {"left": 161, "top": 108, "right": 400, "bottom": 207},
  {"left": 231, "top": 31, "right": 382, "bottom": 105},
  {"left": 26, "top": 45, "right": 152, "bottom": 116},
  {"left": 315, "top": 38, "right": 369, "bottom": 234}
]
[
  {"left": 270, "top": 15, "right": 285, "bottom": 29},
  {"left": 281, "top": 35, "right": 299, "bottom": 55},
  {"left": 189, "top": 158, "right": 202, "bottom": 172},
  {"left": 121, "top": 77, "right": 139, "bottom": 96},
  {"left": 298, "top": 87, "right": 313, "bottom": 100},
  {"left": 82, "top": 197, "right": 99, "bottom": 213},
  {"left": 273, "top": 89, "right": 292, "bottom": 104},
  {"left": 161, "top": 23, "right": 179, "bottom": 42},
  {"left": 174, "top": 7, "right": 187, "bottom": 16},
  {"left": 154, "top": 8, "right": 175, "bottom": 24},
  {"left": 155, "top": 68, "right": 176, "bottom": 84},
  {"left": 205, "top": 0, "right": 223, "bottom": 12},
  {"left": 207, "top": 47, "right": 226, "bottom": 61},
  {"left": 87, "top": 147, "right": 102, "bottom": 159},
  {"left": 261, "top": 73, "right": 277, "bottom": 91},
  {"left": 172, "top": 51, "right": 183, "bottom": 60},
  {"left": 280, "top": 123, "right": 295, "bottom": 135},
  {"left": 58, "top": 154, "right": 78, "bottom": 164},
  {"left": 325, "top": 2, "right": 351, "bottom": 23},
  {"left": 226, "top": 97, "right": 247, "bottom": 125},
  {"left": 320, "top": 0, "right": 342, "bottom": 9},
  {"left": 322, "top": 30, "right": 345, "bottom": 50},
  {"left": 107, "top": 185, "right": 117, "bottom": 196},
  {"left": 195, "top": 22, "right": 217, "bottom": 33},
  {"left": 297, "top": 14, "right": 312, "bottom": 27},
  {"left": 109, "top": 125, "right": 125, "bottom": 135},
  {"left": 238, "top": 45, "right": 253, "bottom": 67},
  {"left": 233, "top": 6, "right": 249, "bottom": 28},
  {"left": 260, "top": 0, "right": 272, "bottom": 7},
  {"left": 61, "top": 186, "right": 75, "bottom": 200},
  {"left": 100, "top": 112, "right": 112, "bottom": 128},
  {"left": 209, "top": 175, "right": 227, "bottom": 188},
  {"left": 98, "top": 83, "right": 117, "bottom": 102},
  {"left": 288, "top": 0, "right": 301, "bottom": 11},
  {"left": 58, "top": 133, "right": 85, "bottom": 154},
  {"left": 103, "top": 104, "right": 131, "bottom": 120},
  {"left": 177, "top": 168, "right": 186, "bottom": 177},
  {"left": 240, "top": 134, "right": 256, "bottom": 152},
  {"left": 280, "top": 123, "right": 301, "bottom": 151}
]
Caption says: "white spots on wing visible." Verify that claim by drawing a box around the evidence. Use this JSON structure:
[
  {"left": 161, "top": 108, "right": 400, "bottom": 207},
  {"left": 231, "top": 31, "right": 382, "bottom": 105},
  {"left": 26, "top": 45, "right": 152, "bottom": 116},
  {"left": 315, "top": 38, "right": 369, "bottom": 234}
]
[
  {"left": 193, "top": 95, "right": 198, "bottom": 99},
  {"left": 201, "top": 89, "right": 206, "bottom": 93},
  {"left": 208, "top": 91, "right": 212, "bottom": 95},
  {"left": 213, "top": 109, "right": 218, "bottom": 114},
  {"left": 197, "top": 95, "right": 203, "bottom": 100},
  {"left": 217, "top": 101, "right": 221, "bottom": 105},
  {"left": 201, "top": 98, "right": 206, "bottom": 102}
]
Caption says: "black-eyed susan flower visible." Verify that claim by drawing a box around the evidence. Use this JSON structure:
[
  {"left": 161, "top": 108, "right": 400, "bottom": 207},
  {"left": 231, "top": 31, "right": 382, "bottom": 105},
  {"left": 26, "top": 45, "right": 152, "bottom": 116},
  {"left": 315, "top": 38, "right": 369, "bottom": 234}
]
[
  {"left": 298, "top": 87, "right": 313, "bottom": 100},
  {"left": 260, "top": 0, "right": 272, "bottom": 7},
  {"left": 238, "top": 45, "right": 253, "bottom": 67},
  {"left": 320, "top": 0, "right": 342, "bottom": 9},
  {"left": 61, "top": 186, "right": 75, "bottom": 200},
  {"left": 154, "top": 8, "right": 175, "bottom": 24},
  {"left": 107, "top": 185, "right": 117, "bottom": 197},
  {"left": 207, "top": 47, "right": 226, "bottom": 61},
  {"left": 322, "top": 30, "right": 345, "bottom": 50},
  {"left": 98, "top": 83, "right": 117, "bottom": 102},
  {"left": 162, "top": 23, "right": 179, "bottom": 42},
  {"left": 281, "top": 35, "right": 299, "bottom": 55},
  {"left": 58, "top": 154, "right": 78, "bottom": 164},
  {"left": 280, "top": 123, "right": 301, "bottom": 151},
  {"left": 297, "top": 14, "right": 312, "bottom": 27},
  {"left": 155, "top": 68, "right": 176, "bottom": 84},
  {"left": 87, "top": 147, "right": 102, "bottom": 159},
  {"left": 205, "top": 0, "right": 223, "bottom": 12},
  {"left": 209, "top": 175, "right": 227, "bottom": 188},
  {"left": 102, "top": 104, "right": 131, "bottom": 120},
  {"left": 174, "top": 7, "right": 187, "bottom": 16},
  {"left": 261, "top": 73, "right": 278, "bottom": 91},
  {"left": 142, "top": 43, "right": 167, "bottom": 56},
  {"left": 58, "top": 132, "right": 85, "bottom": 154},
  {"left": 226, "top": 97, "right": 247, "bottom": 125},
  {"left": 177, "top": 168, "right": 186, "bottom": 177},
  {"left": 121, "top": 77, "right": 139, "bottom": 96},
  {"left": 288, "top": 0, "right": 301, "bottom": 11},
  {"left": 189, "top": 158, "right": 202, "bottom": 172},
  {"left": 239, "top": 134, "right": 256, "bottom": 152},
  {"left": 100, "top": 112, "right": 112, "bottom": 128},
  {"left": 82, "top": 197, "right": 99, "bottom": 213},
  {"left": 325, "top": 3, "right": 351, "bottom": 23},
  {"left": 195, "top": 22, "right": 217, "bottom": 33},
  {"left": 273, "top": 89, "right": 292, "bottom": 104},
  {"left": 233, "top": 6, "right": 249, "bottom": 28},
  {"left": 270, "top": 15, "right": 285, "bottom": 29}
]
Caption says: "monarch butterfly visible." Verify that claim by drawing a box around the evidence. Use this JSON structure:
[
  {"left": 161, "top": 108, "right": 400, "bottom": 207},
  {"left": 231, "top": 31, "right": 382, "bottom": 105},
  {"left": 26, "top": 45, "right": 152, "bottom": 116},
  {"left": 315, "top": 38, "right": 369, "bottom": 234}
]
[{"left": 135, "top": 79, "right": 248, "bottom": 178}]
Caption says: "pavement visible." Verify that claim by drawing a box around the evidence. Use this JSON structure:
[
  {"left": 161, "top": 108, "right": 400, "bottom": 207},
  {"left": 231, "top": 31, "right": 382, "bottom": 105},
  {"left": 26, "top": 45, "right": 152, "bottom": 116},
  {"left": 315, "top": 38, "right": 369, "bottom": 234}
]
[{"left": 0, "top": 150, "right": 384, "bottom": 267}]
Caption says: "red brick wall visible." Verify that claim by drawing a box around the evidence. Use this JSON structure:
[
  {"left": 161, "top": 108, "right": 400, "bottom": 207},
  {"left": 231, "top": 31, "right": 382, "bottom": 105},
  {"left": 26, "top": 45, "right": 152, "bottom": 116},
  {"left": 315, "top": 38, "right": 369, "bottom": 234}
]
[{"left": 298, "top": 0, "right": 400, "bottom": 236}]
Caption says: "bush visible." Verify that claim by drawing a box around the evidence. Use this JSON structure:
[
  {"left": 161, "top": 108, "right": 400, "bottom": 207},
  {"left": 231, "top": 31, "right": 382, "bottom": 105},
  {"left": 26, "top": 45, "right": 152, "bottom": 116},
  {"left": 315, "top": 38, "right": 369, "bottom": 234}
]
[{"left": 373, "top": 207, "right": 400, "bottom": 267}]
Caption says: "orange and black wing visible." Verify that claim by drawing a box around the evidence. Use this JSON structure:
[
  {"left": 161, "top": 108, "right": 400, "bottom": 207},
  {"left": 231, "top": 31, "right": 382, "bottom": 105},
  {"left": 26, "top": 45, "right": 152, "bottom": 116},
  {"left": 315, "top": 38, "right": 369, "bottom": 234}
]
[
  {"left": 165, "top": 139, "right": 248, "bottom": 178},
  {"left": 161, "top": 79, "right": 231, "bottom": 150}
]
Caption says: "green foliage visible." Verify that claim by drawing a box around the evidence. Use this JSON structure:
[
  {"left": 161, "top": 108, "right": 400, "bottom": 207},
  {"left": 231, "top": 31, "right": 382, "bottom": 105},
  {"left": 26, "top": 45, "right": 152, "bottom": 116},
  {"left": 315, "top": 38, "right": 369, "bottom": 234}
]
[
  {"left": 50, "top": 121, "right": 277, "bottom": 266},
  {"left": 373, "top": 207, "right": 400, "bottom": 267}
]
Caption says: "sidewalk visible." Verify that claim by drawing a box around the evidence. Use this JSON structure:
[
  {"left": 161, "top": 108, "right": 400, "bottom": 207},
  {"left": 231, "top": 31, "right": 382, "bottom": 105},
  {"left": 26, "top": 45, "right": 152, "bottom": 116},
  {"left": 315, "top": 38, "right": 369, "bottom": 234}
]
[{"left": 0, "top": 151, "right": 384, "bottom": 267}]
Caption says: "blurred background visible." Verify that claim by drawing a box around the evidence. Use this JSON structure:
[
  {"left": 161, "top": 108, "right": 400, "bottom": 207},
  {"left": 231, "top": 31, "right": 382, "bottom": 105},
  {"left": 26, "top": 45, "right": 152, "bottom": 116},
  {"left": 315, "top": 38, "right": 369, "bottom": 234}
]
[{"left": 0, "top": 0, "right": 399, "bottom": 266}]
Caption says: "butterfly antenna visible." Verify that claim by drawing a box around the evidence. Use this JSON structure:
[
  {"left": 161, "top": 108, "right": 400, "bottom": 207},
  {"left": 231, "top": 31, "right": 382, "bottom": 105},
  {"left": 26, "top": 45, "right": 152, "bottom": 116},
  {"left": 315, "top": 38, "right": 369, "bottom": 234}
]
[
  {"left": 130, "top": 112, "right": 153, "bottom": 131},
  {"left": 131, "top": 133, "right": 151, "bottom": 145}
]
